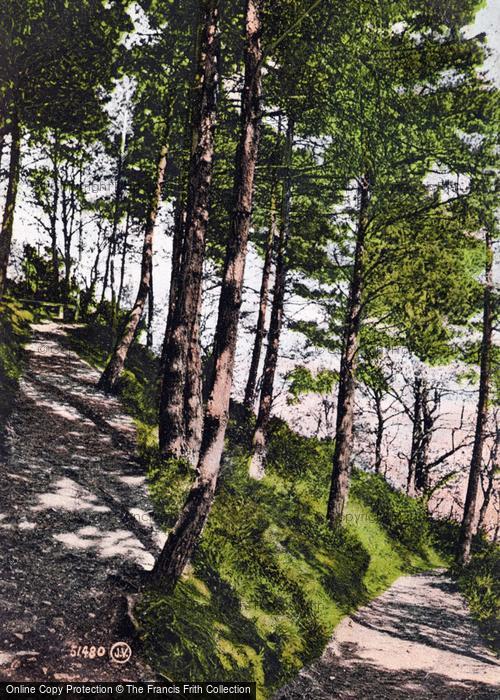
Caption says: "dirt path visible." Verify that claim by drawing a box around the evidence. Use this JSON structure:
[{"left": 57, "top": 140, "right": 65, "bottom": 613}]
[
  {"left": 274, "top": 571, "right": 499, "bottom": 699},
  {"left": 0, "top": 322, "right": 164, "bottom": 682}
]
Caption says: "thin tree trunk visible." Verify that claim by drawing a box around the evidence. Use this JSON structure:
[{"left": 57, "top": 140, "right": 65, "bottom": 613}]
[
  {"left": 159, "top": 200, "right": 187, "bottom": 379},
  {"left": 158, "top": 0, "right": 221, "bottom": 460},
  {"left": 109, "top": 236, "right": 117, "bottom": 346},
  {"left": 478, "top": 422, "right": 498, "bottom": 532},
  {"left": 374, "top": 391, "right": 383, "bottom": 474},
  {"left": 99, "top": 147, "right": 125, "bottom": 316},
  {"left": 100, "top": 235, "right": 112, "bottom": 307},
  {"left": 61, "top": 168, "right": 73, "bottom": 305},
  {"left": 415, "top": 382, "right": 435, "bottom": 495},
  {"left": 0, "top": 113, "right": 21, "bottom": 296},
  {"left": 458, "top": 228, "right": 493, "bottom": 565},
  {"left": 49, "top": 137, "right": 60, "bottom": 299},
  {"left": 152, "top": 0, "right": 263, "bottom": 590},
  {"left": 98, "top": 142, "right": 168, "bottom": 392},
  {"left": 117, "top": 205, "right": 131, "bottom": 313},
  {"left": 249, "top": 120, "right": 294, "bottom": 479},
  {"left": 184, "top": 298, "right": 204, "bottom": 464},
  {"left": 243, "top": 188, "right": 278, "bottom": 412},
  {"left": 327, "top": 174, "right": 370, "bottom": 527},
  {"left": 407, "top": 374, "right": 423, "bottom": 496},
  {"left": 147, "top": 252, "right": 154, "bottom": 349}
]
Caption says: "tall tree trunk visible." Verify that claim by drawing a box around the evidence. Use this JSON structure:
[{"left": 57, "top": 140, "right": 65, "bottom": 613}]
[
  {"left": 109, "top": 237, "right": 117, "bottom": 347},
  {"left": 457, "top": 229, "right": 493, "bottom": 565},
  {"left": 374, "top": 390, "right": 383, "bottom": 474},
  {"left": 49, "top": 136, "right": 60, "bottom": 299},
  {"left": 243, "top": 187, "right": 278, "bottom": 412},
  {"left": 117, "top": 205, "right": 131, "bottom": 313},
  {"left": 159, "top": 199, "right": 187, "bottom": 380},
  {"left": 407, "top": 373, "right": 423, "bottom": 496},
  {"left": 158, "top": 0, "right": 221, "bottom": 460},
  {"left": 61, "top": 170, "right": 73, "bottom": 306},
  {"left": 99, "top": 235, "right": 112, "bottom": 307},
  {"left": 98, "top": 147, "right": 125, "bottom": 316},
  {"left": 0, "top": 113, "right": 21, "bottom": 297},
  {"left": 147, "top": 253, "right": 154, "bottom": 349},
  {"left": 327, "top": 174, "right": 370, "bottom": 527},
  {"left": 184, "top": 298, "right": 204, "bottom": 463},
  {"left": 249, "top": 120, "right": 294, "bottom": 479},
  {"left": 415, "top": 382, "right": 435, "bottom": 495},
  {"left": 478, "top": 421, "right": 498, "bottom": 532},
  {"left": 98, "top": 142, "right": 168, "bottom": 392},
  {"left": 152, "top": 0, "right": 263, "bottom": 590},
  {"left": 161, "top": 2, "right": 202, "bottom": 367}
]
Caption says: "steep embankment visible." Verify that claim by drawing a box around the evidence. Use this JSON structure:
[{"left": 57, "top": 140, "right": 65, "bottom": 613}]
[{"left": 66, "top": 320, "right": 449, "bottom": 697}]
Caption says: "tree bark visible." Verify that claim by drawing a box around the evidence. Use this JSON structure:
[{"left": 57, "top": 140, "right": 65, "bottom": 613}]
[
  {"left": 0, "top": 112, "right": 21, "bottom": 297},
  {"left": 147, "top": 252, "right": 154, "bottom": 349},
  {"left": 243, "top": 188, "right": 278, "bottom": 412},
  {"left": 184, "top": 298, "right": 204, "bottom": 464},
  {"left": 152, "top": 0, "right": 263, "bottom": 591},
  {"left": 457, "top": 229, "right": 493, "bottom": 565},
  {"left": 98, "top": 147, "right": 125, "bottom": 316},
  {"left": 249, "top": 120, "right": 294, "bottom": 479},
  {"left": 478, "top": 421, "right": 498, "bottom": 532},
  {"left": 117, "top": 205, "right": 131, "bottom": 313},
  {"left": 374, "top": 390, "right": 383, "bottom": 474},
  {"left": 407, "top": 373, "right": 423, "bottom": 496},
  {"left": 49, "top": 136, "right": 60, "bottom": 299},
  {"left": 327, "top": 174, "right": 370, "bottom": 527},
  {"left": 158, "top": 0, "right": 221, "bottom": 460},
  {"left": 415, "top": 382, "right": 436, "bottom": 495},
  {"left": 98, "top": 141, "right": 168, "bottom": 392}
]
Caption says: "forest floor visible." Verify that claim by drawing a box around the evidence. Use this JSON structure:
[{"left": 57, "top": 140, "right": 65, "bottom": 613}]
[
  {"left": 274, "top": 570, "right": 499, "bottom": 699},
  {"left": 0, "top": 321, "right": 162, "bottom": 681}
]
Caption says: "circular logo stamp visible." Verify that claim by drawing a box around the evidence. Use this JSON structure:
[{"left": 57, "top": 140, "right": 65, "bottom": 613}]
[{"left": 109, "top": 641, "right": 132, "bottom": 664}]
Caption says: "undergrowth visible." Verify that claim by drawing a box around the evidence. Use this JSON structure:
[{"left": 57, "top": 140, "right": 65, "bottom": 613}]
[
  {"left": 0, "top": 299, "right": 32, "bottom": 446},
  {"left": 432, "top": 520, "right": 500, "bottom": 653}
]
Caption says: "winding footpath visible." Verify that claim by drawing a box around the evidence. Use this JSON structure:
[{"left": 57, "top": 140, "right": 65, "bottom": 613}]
[
  {"left": 0, "top": 322, "right": 162, "bottom": 681},
  {"left": 0, "top": 321, "right": 498, "bottom": 696},
  {"left": 274, "top": 571, "right": 499, "bottom": 699}
]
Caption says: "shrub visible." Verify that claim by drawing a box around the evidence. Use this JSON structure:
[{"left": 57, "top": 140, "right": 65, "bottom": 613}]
[
  {"left": 456, "top": 542, "right": 499, "bottom": 650},
  {"left": 351, "top": 471, "right": 429, "bottom": 550},
  {"left": 0, "top": 300, "right": 32, "bottom": 435}
]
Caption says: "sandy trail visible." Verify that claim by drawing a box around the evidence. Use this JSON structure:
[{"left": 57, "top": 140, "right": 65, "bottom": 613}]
[
  {"left": 0, "top": 322, "right": 164, "bottom": 681},
  {"left": 274, "top": 571, "right": 499, "bottom": 699}
]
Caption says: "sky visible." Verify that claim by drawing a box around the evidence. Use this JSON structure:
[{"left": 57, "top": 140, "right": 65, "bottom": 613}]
[{"left": 468, "top": 0, "right": 500, "bottom": 84}]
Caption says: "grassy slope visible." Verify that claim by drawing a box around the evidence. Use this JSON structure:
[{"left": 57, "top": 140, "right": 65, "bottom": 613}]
[
  {"left": 0, "top": 300, "right": 33, "bottom": 444},
  {"left": 66, "top": 320, "right": 446, "bottom": 696}
]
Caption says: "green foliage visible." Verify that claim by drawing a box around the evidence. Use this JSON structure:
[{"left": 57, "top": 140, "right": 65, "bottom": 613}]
[
  {"left": 351, "top": 471, "right": 430, "bottom": 551},
  {"left": 0, "top": 300, "right": 32, "bottom": 433},
  {"left": 286, "top": 366, "right": 338, "bottom": 405},
  {"left": 456, "top": 540, "right": 500, "bottom": 650},
  {"left": 0, "top": 0, "right": 131, "bottom": 136}
]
